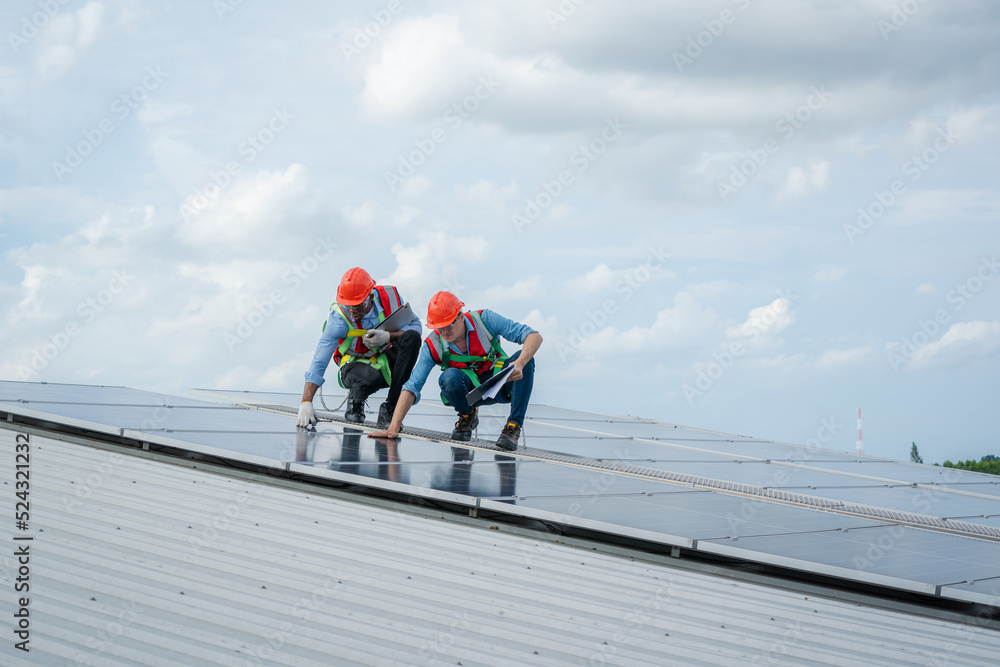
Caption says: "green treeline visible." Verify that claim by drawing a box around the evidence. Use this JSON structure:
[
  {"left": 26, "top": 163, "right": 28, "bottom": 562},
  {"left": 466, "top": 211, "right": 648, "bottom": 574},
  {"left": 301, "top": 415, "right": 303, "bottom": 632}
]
[{"left": 938, "top": 455, "right": 1000, "bottom": 476}]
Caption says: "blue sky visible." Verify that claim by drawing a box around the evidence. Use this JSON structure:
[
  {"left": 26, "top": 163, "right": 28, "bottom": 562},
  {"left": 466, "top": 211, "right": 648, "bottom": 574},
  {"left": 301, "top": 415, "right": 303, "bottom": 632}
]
[{"left": 1, "top": 0, "right": 998, "bottom": 465}]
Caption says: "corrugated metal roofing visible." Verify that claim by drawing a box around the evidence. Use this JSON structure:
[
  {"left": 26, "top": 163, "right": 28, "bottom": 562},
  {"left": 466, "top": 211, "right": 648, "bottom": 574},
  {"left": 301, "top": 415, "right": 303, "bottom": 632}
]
[
  {"left": 2, "top": 428, "right": 999, "bottom": 666},
  {"left": 3, "top": 380, "right": 1000, "bottom": 608}
]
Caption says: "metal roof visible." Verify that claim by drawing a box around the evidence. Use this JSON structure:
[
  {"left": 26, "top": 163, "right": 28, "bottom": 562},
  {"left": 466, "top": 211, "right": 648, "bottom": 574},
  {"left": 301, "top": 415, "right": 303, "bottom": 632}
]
[
  {"left": 8, "top": 381, "right": 998, "bottom": 603},
  {"left": 3, "top": 428, "right": 1000, "bottom": 666}
]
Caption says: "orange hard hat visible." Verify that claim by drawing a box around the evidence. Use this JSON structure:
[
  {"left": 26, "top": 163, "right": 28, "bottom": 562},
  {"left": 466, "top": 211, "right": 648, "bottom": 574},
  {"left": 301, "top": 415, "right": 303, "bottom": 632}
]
[
  {"left": 337, "top": 267, "right": 376, "bottom": 306},
  {"left": 426, "top": 291, "right": 464, "bottom": 329}
]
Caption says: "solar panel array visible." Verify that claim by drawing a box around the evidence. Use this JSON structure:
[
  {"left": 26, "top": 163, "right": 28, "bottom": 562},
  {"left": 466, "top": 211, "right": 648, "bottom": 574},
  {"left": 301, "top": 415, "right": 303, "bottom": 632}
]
[{"left": 3, "top": 380, "right": 999, "bottom": 607}]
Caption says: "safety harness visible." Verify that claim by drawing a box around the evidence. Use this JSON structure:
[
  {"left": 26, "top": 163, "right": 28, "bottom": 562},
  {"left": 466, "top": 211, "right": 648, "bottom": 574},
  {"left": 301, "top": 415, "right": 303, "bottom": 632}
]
[
  {"left": 425, "top": 310, "right": 508, "bottom": 403},
  {"left": 324, "top": 285, "right": 402, "bottom": 387}
]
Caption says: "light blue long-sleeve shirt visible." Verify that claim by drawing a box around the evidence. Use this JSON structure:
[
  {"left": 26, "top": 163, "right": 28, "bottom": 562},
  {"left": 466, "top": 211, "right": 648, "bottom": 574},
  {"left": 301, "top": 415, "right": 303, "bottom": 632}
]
[
  {"left": 304, "top": 288, "right": 422, "bottom": 387},
  {"left": 402, "top": 309, "right": 537, "bottom": 404}
]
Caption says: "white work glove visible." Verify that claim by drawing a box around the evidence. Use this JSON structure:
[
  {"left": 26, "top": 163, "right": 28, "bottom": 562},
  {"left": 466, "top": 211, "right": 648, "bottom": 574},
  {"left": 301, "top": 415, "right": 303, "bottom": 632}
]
[
  {"left": 362, "top": 329, "right": 390, "bottom": 350},
  {"left": 297, "top": 401, "right": 318, "bottom": 428}
]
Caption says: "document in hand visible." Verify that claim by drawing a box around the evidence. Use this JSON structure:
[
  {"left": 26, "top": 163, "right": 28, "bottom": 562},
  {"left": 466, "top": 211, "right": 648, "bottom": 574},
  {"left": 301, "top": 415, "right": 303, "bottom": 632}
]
[{"left": 465, "top": 364, "right": 516, "bottom": 406}]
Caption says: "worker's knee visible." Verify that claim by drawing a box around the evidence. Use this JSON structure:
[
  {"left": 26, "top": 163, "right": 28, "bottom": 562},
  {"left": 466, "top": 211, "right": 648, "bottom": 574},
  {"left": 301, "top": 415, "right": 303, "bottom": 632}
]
[
  {"left": 439, "top": 368, "right": 468, "bottom": 396},
  {"left": 396, "top": 329, "right": 420, "bottom": 349},
  {"left": 342, "top": 363, "right": 383, "bottom": 394}
]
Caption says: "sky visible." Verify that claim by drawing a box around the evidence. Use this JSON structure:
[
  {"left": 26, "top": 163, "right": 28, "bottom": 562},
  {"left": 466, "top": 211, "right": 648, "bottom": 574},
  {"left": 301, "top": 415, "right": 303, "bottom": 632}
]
[{"left": 1, "top": 0, "right": 998, "bottom": 466}]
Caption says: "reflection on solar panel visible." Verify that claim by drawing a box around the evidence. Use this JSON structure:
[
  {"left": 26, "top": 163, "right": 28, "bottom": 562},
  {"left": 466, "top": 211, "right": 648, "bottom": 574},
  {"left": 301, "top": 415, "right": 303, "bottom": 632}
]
[{"left": 3, "top": 380, "right": 1000, "bottom": 607}]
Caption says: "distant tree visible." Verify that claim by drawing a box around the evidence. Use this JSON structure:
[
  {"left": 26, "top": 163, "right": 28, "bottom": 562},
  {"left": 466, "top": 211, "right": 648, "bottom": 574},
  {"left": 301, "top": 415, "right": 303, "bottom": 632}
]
[
  {"left": 910, "top": 442, "right": 923, "bottom": 464},
  {"left": 941, "top": 458, "right": 1000, "bottom": 476},
  {"left": 982, "top": 454, "right": 998, "bottom": 463}
]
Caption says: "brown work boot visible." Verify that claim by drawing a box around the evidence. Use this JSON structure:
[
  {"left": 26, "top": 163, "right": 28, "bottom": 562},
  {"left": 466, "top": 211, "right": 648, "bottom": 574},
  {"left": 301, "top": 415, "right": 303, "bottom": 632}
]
[
  {"left": 496, "top": 420, "right": 521, "bottom": 451},
  {"left": 451, "top": 408, "right": 479, "bottom": 441}
]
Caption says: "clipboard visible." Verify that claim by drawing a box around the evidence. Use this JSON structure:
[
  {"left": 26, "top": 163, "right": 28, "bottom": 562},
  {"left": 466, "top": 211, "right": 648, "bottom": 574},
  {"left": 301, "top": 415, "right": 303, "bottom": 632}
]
[
  {"left": 374, "top": 302, "right": 416, "bottom": 332},
  {"left": 465, "top": 364, "right": 516, "bottom": 406},
  {"left": 346, "top": 302, "right": 417, "bottom": 337}
]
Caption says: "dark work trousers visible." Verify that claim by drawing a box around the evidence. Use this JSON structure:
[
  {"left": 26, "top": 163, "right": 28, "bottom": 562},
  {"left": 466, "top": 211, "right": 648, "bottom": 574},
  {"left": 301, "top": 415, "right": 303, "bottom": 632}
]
[
  {"left": 338, "top": 329, "right": 421, "bottom": 408},
  {"left": 438, "top": 350, "right": 534, "bottom": 425}
]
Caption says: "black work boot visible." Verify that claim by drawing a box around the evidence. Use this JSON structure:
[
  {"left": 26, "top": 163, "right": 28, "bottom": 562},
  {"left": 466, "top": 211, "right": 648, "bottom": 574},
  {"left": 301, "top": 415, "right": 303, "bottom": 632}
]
[
  {"left": 451, "top": 408, "right": 479, "bottom": 441},
  {"left": 377, "top": 401, "right": 394, "bottom": 430},
  {"left": 344, "top": 392, "right": 365, "bottom": 424},
  {"left": 496, "top": 420, "right": 521, "bottom": 451}
]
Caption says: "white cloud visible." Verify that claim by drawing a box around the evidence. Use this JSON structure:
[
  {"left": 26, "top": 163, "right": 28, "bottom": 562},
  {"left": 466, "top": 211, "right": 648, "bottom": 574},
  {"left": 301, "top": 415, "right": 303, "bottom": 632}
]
[
  {"left": 910, "top": 321, "right": 1000, "bottom": 370},
  {"left": 341, "top": 200, "right": 419, "bottom": 229},
  {"left": 359, "top": 15, "right": 478, "bottom": 120},
  {"left": 342, "top": 200, "right": 378, "bottom": 228},
  {"left": 566, "top": 263, "right": 617, "bottom": 293},
  {"left": 138, "top": 101, "right": 195, "bottom": 125},
  {"left": 400, "top": 175, "right": 432, "bottom": 197},
  {"left": 176, "top": 164, "right": 324, "bottom": 254},
  {"left": 815, "top": 345, "right": 874, "bottom": 370},
  {"left": 213, "top": 353, "right": 312, "bottom": 392},
  {"left": 385, "top": 232, "right": 489, "bottom": 311},
  {"left": 521, "top": 308, "right": 556, "bottom": 334},
  {"left": 476, "top": 276, "right": 543, "bottom": 305},
  {"left": 177, "top": 260, "right": 286, "bottom": 295},
  {"left": 736, "top": 343, "right": 874, "bottom": 376},
  {"left": 895, "top": 189, "right": 1000, "bottom": 224},
  {"left": 35, "top": 2, "right": 106, "bottom": 78},
  {"left": 683, "top": 281, "right": 740, "bottom": 300},
  {"left": 773, "top": 159, "right": 829, "bottom": 206},
  {"left": 726, "top": 298, "right": 795, "bottom": 342},
  {"left": 944, "top": 104, "right": 1000, "bottom": 145},
  {"left": 566, "top": 288, "right": 720, "bottom": 360},
  {"left": 456, "top": 179, "right": 518, "bottom": 203},
  {"left": 76, "top": 2, "right": 104, "bottom": 46},
  {"left": 565, "top": 259, "right": 675, "bottom": 296},
  {"left": 916, "top": 283, "right": 933, "bottom": 294},
  {"left": 813, "top": 268, "right": 847, "bottom": 283}
]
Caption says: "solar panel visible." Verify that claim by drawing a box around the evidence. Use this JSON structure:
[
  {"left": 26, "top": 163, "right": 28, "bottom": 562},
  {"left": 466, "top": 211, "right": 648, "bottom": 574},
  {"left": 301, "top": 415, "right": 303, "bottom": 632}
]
[{"left": 4, "top": 381, "right": 1000, "bottom": 606}]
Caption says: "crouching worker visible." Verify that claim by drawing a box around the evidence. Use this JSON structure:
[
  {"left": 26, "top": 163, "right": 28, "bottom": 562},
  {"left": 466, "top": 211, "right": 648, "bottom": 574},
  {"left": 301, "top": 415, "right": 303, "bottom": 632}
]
[
  {"left": 297, "top": 267, "right": 421, "bottom": 429},
  {"left": 369, "top": 291, "right": 542, "bottom": 451}
]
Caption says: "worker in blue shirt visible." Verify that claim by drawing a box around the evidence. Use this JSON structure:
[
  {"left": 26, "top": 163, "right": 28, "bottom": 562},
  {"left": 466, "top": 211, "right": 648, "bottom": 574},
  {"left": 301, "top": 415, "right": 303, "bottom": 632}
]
[
  {"left": 298, "top": 268, "right": 422, "bottom": 429},
  {"left": 369, "top": 291, "right": 542, "bottom": 451}
]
